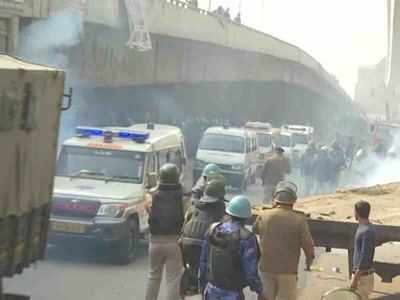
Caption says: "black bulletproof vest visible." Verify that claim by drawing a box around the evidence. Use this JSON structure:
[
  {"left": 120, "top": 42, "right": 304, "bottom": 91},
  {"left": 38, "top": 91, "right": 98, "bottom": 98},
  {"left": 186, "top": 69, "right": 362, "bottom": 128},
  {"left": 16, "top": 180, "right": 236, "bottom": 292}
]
[
  {"left": 207, "top": 223, "right": 252, "bottom": 291},
  {"left": 182, "top": 201, "right": 225, "bottom": 246},
  {"left": 149, "top": 184, "right": 184, "bottom": 235}
]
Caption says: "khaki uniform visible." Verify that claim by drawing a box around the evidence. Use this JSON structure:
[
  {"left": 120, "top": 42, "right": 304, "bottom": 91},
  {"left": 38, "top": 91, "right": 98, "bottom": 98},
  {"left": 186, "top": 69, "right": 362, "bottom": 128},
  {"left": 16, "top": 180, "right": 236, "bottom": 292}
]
[
  {"left": 354, "top": 274, "right": 374, "bottom": 300},
  {"left": 145, "top": 235, "right": 183, "bottom": 300},
  {"left": 261, "top": 154, "right": 291, "bottom": 204},
  {"left": 254, "top": 207, "right": 315, "bottom": 300}
]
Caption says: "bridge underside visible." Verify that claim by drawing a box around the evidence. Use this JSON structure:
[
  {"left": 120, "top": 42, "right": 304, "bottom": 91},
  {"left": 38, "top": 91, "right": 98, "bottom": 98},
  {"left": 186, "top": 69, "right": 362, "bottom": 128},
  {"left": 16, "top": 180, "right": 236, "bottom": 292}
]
[{"left": 61, "top": 81, "right": 365, "bottom": 147}]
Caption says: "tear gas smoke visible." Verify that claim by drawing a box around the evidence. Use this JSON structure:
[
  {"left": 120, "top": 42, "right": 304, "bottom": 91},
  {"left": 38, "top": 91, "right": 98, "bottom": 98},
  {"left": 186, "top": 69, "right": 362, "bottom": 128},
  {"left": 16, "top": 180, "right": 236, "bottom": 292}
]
[
  {"left": 19, "top": 9, "right": 83, "bottom": 68},
  {"left": 18, "top": 8, "right": 84, "bottom": 144},
  {"left": 363, "top": 133, "right": 400, "bottom": 186}
]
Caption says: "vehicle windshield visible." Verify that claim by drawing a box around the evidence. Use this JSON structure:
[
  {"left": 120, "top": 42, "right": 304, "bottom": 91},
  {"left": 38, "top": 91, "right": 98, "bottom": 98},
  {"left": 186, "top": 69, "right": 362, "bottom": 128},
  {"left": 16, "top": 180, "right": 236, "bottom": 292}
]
[
  {"left": 292, "top": 133, "right": 308, "bottom": 145},
  {"left": 56, "top": 146, "right": 144, "bottom": 183},
  {"left": 257, "top": 133, "right": 272, "bottom": 147},
  {"left": 279, "top": 135, "right": 292, "bottom": 147},
  {"left": 199, "top": 134, "right": 245, "bottom": 153}
]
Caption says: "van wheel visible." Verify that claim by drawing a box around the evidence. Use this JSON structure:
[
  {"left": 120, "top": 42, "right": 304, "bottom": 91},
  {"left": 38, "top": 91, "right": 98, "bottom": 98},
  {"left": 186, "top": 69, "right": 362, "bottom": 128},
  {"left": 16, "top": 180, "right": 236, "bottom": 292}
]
[{"left": 115, "top": 219, "right": 139, "bottom": 265}]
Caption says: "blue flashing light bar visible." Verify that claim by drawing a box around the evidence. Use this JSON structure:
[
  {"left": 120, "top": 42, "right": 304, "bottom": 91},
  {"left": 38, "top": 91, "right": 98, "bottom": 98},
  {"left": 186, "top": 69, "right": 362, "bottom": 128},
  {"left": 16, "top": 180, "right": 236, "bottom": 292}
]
[{"left": 76, "top": 127, "right": 149, "bottom": 142}]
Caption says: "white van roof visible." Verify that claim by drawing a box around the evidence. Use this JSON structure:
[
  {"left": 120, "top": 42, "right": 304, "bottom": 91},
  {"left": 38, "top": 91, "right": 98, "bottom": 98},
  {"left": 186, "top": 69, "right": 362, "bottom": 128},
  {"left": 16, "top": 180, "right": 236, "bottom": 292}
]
[
  {"left": 63, "top": 124, "right": 184, "bottom": 152},
  {"left": 204, "top": 126, "right": 248, "bottom": 137}
]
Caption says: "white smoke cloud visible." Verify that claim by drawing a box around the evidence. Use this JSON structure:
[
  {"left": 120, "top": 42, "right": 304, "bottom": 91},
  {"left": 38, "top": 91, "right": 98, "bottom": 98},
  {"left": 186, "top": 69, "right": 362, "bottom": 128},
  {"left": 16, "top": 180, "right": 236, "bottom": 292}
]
[
  {"left": 364, "top": 132, "right": 400, "bottom": 185},
  {"left": 18, "top": 8, "right": 85, "bottom": 144},
  {"left": 18, "top": 9, "right": 83, "bottom": 68},
  {"left": 367, "top": 158, "right": 400, "bottom": 185}
]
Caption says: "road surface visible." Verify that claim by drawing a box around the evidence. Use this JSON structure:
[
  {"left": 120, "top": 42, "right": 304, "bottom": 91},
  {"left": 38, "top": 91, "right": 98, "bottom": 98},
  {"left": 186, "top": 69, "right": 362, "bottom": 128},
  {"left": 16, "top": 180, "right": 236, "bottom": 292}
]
[
  {"left": 5, "top": 182, "right": 267, "bottom": 300},
  {"left": 6, "top": 168, "right": 399, "bottom": 299}
]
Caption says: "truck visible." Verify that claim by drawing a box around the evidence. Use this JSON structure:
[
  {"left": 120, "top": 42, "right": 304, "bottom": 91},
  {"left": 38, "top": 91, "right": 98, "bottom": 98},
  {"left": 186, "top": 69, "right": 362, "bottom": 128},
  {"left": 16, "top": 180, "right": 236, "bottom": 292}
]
[
  {"left": 253, "top": 182, "right": 400, "bottom": 283},
  {"left": 0, "top": 55, "right": 66, "bottom": 299}
]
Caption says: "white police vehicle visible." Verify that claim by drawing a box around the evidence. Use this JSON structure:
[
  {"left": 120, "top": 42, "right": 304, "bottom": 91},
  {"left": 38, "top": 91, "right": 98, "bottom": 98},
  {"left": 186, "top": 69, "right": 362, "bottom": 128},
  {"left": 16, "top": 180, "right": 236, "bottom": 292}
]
[
  {"left": 194, "top": 126, "right": 257, "bottom": 191},
  {"left": 49, "top": 124, "right": 186, "bottom": 263},
  {"left": 281, "top": 125, "right": 314, "bottom": 165}
]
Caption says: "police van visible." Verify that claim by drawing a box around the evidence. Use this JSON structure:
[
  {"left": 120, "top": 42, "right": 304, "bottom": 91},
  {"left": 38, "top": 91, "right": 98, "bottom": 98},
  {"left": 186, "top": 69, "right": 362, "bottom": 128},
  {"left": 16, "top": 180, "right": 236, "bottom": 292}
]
[
  {"left": 194, "top": 126, "right": 257, "bottom": 191},
  {"left": 49, "top": 123, "right": 186, "bottom": 263}
]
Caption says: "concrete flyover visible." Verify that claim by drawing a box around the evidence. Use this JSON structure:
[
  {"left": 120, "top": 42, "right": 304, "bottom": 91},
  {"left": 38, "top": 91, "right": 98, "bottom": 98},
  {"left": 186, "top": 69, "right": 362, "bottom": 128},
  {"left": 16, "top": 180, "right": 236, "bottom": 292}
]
[{"left": 61, "top": 0, "right": 349, "bottom": 102}]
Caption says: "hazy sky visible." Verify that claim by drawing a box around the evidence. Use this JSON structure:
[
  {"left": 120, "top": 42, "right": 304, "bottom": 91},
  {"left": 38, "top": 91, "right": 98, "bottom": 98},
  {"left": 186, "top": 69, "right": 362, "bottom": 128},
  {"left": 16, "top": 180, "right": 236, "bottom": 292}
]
[{"left": 198, "top": 0, "right": 387, "bottom": 97}]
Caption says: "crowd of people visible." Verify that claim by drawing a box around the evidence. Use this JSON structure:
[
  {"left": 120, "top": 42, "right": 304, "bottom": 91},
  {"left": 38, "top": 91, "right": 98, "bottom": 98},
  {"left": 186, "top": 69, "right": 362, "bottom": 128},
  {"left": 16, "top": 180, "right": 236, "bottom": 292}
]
[
  {"left": 299, "top": 140, "right": 348, "bottom": 196},
  {"left": 143, "top": 162, "right": 376, "bottom": 300},
  {"left": 260, "top": 138, "right": 352, "bottom": 202}
]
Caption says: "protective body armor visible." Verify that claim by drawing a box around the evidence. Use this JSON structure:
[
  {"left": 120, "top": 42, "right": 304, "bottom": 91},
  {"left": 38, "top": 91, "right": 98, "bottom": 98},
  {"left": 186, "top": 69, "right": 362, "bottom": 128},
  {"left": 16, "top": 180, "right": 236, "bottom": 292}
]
[
  {"left": 149, "top": 184, "right": 184, "bottom": 235},
  {"left": 182, "top": 201, "right": 225, "bottom": 246},
  {"left": 207, "top": 223, "right": 253, "bottom": 291}
]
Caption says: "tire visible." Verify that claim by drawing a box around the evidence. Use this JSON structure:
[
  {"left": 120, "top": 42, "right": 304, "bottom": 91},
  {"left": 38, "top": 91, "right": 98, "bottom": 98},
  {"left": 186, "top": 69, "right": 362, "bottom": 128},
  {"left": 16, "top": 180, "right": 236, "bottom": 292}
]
[{"left": 115, "top": 218, "right": 140, "bottom": 265}]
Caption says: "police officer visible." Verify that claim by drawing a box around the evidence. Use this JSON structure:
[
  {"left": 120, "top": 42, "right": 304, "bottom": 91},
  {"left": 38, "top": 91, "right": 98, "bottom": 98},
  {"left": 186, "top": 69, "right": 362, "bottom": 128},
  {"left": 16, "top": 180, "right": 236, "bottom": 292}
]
[
  {"left": 254, "top": 181, "right": 315, "bottom": 300},
  {"left": 300, "top": 142, "right": 317, "bottom": 196},
  {"left": 179, "top": 179, "right": 226, "bottom": 296},
  {"left": 192, "top": 163, "right": 224, "bottom": 203},
  {"left": 145, "top": 163, "right": 188, "bottom": 300},
  {"left": 199, "top": 195, "right": 268, "bottom": 300},
  {"left": 261, "top": 147, "right": 291, "bottom": 204}
]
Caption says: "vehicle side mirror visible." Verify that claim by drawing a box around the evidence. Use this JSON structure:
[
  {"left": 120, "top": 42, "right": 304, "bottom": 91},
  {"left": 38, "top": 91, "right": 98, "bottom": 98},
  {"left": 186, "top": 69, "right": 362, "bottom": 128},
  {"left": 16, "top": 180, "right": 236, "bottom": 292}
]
[{"left": 146, "top": 173, "right": 157, "bottom": 189}]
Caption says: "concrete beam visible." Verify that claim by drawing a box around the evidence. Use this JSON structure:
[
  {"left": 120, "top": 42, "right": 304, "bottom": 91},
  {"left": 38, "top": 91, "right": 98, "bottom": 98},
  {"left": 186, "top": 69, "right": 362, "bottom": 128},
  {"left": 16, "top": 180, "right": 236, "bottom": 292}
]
[
  {"left": 68, "top": 25, "right": 345, "bottom": 106},
  {"left": 52, "top": 0, "right": 348, "bottom": 100}
]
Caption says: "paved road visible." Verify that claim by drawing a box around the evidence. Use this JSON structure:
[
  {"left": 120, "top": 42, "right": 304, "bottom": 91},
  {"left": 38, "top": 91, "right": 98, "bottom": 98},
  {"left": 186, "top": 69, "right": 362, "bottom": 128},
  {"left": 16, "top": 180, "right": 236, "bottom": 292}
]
[
  {"left": 4, "top": 166, "right": 309, "bottom": 300},
  {"left": 4, "top": 180, "right": 268, "bottom": 300}
]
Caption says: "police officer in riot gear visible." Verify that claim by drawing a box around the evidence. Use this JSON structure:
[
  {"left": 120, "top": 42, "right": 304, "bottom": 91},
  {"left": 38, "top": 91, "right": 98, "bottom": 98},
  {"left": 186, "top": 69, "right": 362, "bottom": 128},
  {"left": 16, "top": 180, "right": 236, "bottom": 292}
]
[
  {"left": 192, "top": 163, "right": 224, "bottom": 202},
  {"left": 145, "top": 163, "right": 188, "bottom": 300},
  {"left": 199, "top": 195, "right": 268, "bottom": 300},
  {"left": 179, "top": 179, "right": 226, "bottom": 297}
]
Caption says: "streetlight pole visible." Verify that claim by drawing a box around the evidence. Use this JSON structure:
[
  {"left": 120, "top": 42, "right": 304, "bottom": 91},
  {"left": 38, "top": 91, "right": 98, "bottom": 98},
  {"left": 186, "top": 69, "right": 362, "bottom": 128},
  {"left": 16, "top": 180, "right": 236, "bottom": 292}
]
[{"left": 208, "top": 0, "right": 212, "bottom": 11}]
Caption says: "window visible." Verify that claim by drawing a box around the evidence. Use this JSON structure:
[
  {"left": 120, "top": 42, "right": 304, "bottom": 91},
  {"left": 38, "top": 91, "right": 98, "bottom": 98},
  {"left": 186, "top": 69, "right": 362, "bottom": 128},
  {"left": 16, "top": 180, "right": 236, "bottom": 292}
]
[
  {"left": 292, "top": 133, "right": 309, "bottom": 145},
  {"left": 252, "top": 138, "right": 257, "bottom": 151},
  {"left": 279, "top": 135, "right": 291, "bottom": 147},
  {"left": 257, "top": 133, "right": 271, "bottom": 147},
  {"left": 170, "top": 150, "right": 182, "bottom": 171},
  {"left": 158, "top": 151, "right": 169, "bottom": 169},
  {"left": 246, "top": 137, "right": 251, "bottom": 153},
  {"left": 148, "top": 154, "right": 156, "bottom": 173},
  {"left": 199, "top": 134, "right": 245, "bottom": 153},
  {"left": 56, "top": 146, "right": 144, "bottom": 183}
]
